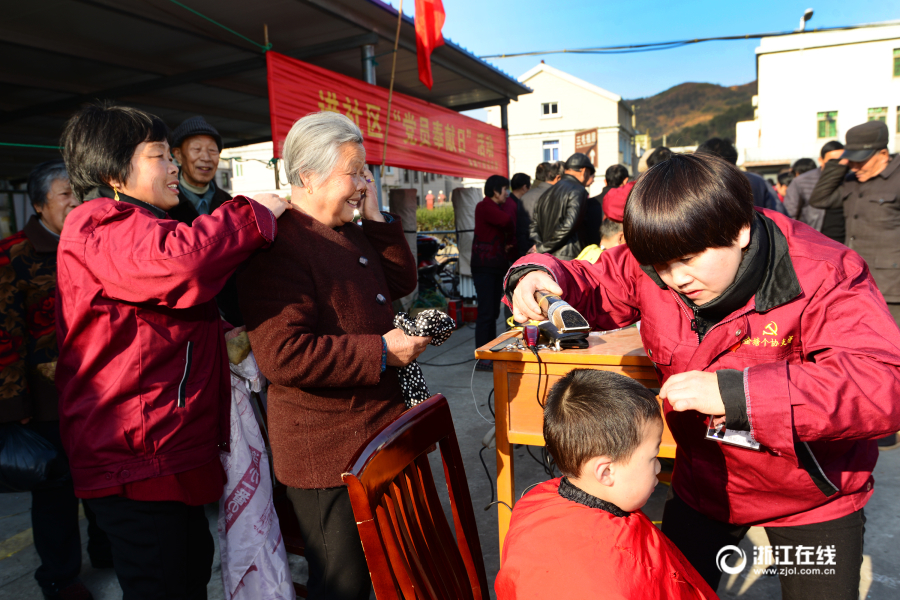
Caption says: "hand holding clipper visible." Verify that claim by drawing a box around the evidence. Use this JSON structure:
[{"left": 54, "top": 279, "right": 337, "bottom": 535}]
[{"left": 534, "top": 290, "right": 590, "bottom": 333}]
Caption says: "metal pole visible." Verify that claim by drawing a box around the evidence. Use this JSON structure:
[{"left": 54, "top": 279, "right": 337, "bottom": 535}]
[
  {"left": 361, "top": 44, "right": 376, "bottom": 85},
  {"left": 361, "top": 43, "right": 383, "bottom": 210},
  {"left": 500, "top": 101, "right": 510, "bottom": 177}
]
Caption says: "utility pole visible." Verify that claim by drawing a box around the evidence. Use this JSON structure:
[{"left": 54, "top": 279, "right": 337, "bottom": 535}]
[{"left": 500, "top": 101, "right": 510, "bottom": 177}]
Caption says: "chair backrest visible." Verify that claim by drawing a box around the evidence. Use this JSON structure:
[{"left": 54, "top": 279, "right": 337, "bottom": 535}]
[{"left": 341, "top": 394, "right": 489, "bottom": 600}]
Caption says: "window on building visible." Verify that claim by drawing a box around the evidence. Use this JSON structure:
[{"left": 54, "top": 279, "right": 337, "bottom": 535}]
[
  {"left": 413, "top": 171, "right": 419, "bottom": 183},
  {"left": 817, "top": 111, "right": 837, "bottom": 138},
  {"left": 894, "top": 48, "right": 900, "bottom": 77},
  {"left": 542, "top": 140, "right": 560, "bottom": 162},
  {"left": 385, "top": 166, "right": 393, "bottom": 175},
  {"left": 403, "top": 169, "right": 409, "bottom": 183},
  {"left": 232, "top": 161, "right": 243, "bottom": 177},
  {"left": 541, "top": 102, "right": 559, "bottom": 117},
  {"left": 868, "top": 107, "right": 888, "bottom": 123}
]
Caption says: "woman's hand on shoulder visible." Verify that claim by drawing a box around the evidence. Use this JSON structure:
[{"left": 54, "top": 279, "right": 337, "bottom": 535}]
[
  {"left": 360, "top": 168, "right": 385, "bottom": 223},
  {"left": 252, "top": 193, "right": 293, "bottom": 219},
  {"left": 384, "top": 328, "right": 431, "bottom": 367}
]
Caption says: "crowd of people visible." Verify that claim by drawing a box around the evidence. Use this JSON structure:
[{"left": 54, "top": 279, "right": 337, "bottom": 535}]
[
  {"left": 2, "top": 101, "right": 899, "bottom": 600},
  {"left": 1, "top": 105, "right": 430, "bottom": 600}
]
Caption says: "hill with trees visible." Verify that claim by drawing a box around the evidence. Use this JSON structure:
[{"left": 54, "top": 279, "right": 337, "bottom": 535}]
[{"left": 627, "top": 81, "right": 756, "bottom": 147}]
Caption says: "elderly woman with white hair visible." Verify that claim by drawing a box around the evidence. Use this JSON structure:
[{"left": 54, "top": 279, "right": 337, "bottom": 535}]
[{"left": 238, "top": 112, "right": 426, "bottom": 600}]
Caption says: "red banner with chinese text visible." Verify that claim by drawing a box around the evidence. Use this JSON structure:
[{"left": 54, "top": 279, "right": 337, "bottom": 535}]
[{"left": 266, "top": 51, "right": 507, "bottom": 179}]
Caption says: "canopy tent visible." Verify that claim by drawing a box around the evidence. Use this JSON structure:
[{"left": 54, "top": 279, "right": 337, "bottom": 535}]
[{"left": 0, "top": 0, "right": 531, "bottom": 182}]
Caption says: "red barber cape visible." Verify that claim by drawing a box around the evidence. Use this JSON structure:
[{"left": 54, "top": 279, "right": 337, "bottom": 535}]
[{"left": 495, "top": 479, "right": 718, "bottom": 600}]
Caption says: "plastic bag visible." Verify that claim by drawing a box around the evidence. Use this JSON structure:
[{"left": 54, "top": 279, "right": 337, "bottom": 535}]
[
  {"left": 0, "top": 423, "right": 69, "bottom": 493},
  {"left": 218, "top": 349, "right": 295, "bottom": 600}
]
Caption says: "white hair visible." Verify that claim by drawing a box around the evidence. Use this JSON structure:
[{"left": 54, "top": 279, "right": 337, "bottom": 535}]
[{"left": 283, "top": 112, "right": 364, "bottom": 188}]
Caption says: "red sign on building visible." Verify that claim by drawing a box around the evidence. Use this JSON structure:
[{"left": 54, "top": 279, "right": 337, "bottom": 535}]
[
  {"left": 266, "top": 51, "right": 508, "bottom": 179},
  {"left": 575, "top": 128, "right": 598, "bottom": 167}
]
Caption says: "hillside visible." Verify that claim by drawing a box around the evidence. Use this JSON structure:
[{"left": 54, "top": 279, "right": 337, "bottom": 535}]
[{"left": 627, "top": 81, "right": 756, "bottom": 147}]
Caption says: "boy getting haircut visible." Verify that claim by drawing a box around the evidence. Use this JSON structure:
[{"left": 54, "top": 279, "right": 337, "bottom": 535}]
[
  {"left": 544, "top": 369, "right": 661, "bottom": 475},
  {"left": 495, "top": 369, "right": 717, "bottom": 600}
]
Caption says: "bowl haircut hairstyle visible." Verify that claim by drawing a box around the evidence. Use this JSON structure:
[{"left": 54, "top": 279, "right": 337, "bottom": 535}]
[
  {"left": 624, "top": 153, "right": 755, "bottom": 267},
  {"left": 484, "top": 174, "right": 510, "bottom": 198},
  {"left": 61, "top": 103, "right": 171, "bottom": 201},
  {"left": 544, "top": 369, "right": 662, "bottom": 478}
]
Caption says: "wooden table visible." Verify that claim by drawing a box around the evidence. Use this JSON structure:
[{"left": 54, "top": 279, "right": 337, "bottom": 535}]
[{"left": 474, "top": 327, "right": 677, "bottom": 556}]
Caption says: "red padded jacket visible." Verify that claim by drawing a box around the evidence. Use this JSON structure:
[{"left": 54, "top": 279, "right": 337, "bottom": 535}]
[
  {"left": 505, "top": 209, "right": 900, "bottom": 526},
  {"left": 55, "top": 194, "right": 275, "bottom": 492}
]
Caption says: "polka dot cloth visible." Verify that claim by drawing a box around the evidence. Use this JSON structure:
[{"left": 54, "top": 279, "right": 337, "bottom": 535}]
[{"left": 393, "top": 309, "right": 455, "bottom": 408}]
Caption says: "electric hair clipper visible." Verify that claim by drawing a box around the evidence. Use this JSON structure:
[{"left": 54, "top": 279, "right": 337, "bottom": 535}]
[{"left": 534, "top": 291, "right": 590, "bottom": 333}]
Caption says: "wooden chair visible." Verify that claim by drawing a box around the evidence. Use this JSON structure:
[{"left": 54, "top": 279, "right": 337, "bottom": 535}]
[{"left": 342, "top": 394, "right": 489, "bottom": 600}]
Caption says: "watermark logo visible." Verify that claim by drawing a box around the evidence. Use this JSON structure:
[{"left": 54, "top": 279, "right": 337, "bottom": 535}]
[
  {"left": 716, "top": 545, "right": 747, "bottom": 574},
  {"left": 716, "top": 544, "right": 837, "bottom": 577}
]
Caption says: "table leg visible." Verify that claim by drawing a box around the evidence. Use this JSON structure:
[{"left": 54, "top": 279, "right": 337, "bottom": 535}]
[{"left": 493, "top": 361, "right": 514, "bottom": 560}]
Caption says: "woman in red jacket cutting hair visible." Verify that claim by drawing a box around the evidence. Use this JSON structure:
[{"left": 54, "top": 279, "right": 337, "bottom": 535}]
[
  {"left": 55, "top": 103, "right": 290, "bottom": 599},
  {"left": 506, "top": 153, "right": 900, "bottom": 600}
]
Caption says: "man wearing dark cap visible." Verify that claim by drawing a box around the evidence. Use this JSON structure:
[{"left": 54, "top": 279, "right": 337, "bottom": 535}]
[
  {"left": 170, "top": 116, "right": 243, "bottom": 325},
  {"left": 810, "top": 120, "right": 900, "bottom": 449},
  {"left": 170, "top": 116, "right": 232, "bottom": 223},
  {"left": 529, "top": 153, "right": 595, "bottom": 259}
]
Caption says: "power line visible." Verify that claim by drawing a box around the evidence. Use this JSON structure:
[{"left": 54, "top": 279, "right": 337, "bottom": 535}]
[{"left": 479, "top": 21, "right": 900, "bottom": 59}]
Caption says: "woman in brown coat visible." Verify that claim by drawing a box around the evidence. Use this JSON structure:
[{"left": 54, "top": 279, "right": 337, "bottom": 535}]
[{"left": 238, "top": 112, "right": 428, "bottom": 600}]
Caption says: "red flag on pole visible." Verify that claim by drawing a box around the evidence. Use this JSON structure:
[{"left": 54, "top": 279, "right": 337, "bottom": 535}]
[{"left": 415, "top": 0, "right": 445, "bottom": 89}]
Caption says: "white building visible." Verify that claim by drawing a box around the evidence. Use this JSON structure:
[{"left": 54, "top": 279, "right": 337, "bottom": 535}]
[
  {"left": 736, "top": 22, "right": 900, "bottom": 173},
  {"left": 484, "top": 62, "right": 637, "bottom": 194},
  {"left": 220, "top": 142, "right": 289, "bottom": 198},
  {"left": 220, "top": 142, "right": 461, "bottom": 206}
]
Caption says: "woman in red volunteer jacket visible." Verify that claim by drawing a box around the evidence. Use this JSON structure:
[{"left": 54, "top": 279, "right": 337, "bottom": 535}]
[
  {"left": 472, "top": 174, "right": 514, "bottom": 370},
  {"left": 55, "top": 104, "right": 290, "bottom": 599},
  {"left": 506, "top": 154, "right": 900, "bottom": 600}
]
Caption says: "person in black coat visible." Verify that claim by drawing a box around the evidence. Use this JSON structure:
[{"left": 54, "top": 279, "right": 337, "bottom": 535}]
[{"left": 530, "top": 154, "right": 595, "bottom": 260}]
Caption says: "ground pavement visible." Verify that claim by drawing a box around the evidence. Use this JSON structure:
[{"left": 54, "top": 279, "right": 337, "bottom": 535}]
[{"left": 1, "top": 317, "right": 897, "bottom": 599}]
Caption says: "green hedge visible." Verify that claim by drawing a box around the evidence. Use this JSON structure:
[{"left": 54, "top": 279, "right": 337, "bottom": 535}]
[{"left": 416, "top": 206, "right": 455, "bottom": 231}]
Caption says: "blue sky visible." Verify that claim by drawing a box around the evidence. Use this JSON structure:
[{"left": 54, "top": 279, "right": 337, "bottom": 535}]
[{"left": 396, "top": 0, "right": 898, "bottom": 100}]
